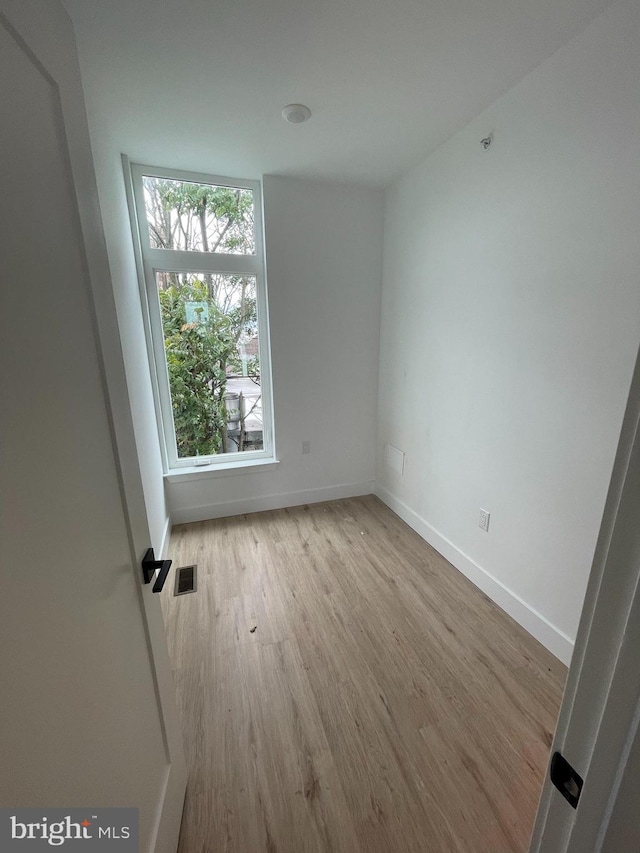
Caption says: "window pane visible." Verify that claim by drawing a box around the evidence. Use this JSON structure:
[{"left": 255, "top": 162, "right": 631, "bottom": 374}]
[
  {"left": 143, "top": 177, "right": 255, "bottom": 255},
  {"left": 157, "top": 272, "right": 263, "bottom": 458}
]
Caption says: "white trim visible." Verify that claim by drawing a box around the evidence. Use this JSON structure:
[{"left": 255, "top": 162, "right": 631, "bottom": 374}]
[
  {"left": 147, "top": 249, "right": 262, "bottom": 275},
  {"left": 165, "top": 457, "right": 279, "bottom": 483},
  {"left": 254, "top": 183, "right": 276, "bottom": 477},
  {"left": 125, "top": 160, "right": 275, "bottom": 473},
  {"left": 132, "top": 162, "right": 260, "bottom": 192},
  {"left": 149, "top": 761, "right": 187, "bottom": 853},
  {"left": 170, "top": 480, "right": 375, "bottom": 524},
  {"left": 158, "top": 513, "right": 172, "bottom": 560},
  {"left": 375, "top": 484, "right": 574, "bottom": 665},
  {"left": 122, "top": 155, "right": 169, "bottom": 471}
]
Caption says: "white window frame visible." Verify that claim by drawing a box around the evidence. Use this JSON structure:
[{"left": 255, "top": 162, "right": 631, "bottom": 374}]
[{"left": 124, "top": 159, "right": 276, "bottom": 475}]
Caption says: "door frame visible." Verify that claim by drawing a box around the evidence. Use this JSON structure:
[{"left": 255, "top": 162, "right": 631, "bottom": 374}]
[
  {"left": 531, "top": 340, "right": 640, "bottom": 851},
  {"left": 0, "top": 3, "right": 187, "bottom": 850}
]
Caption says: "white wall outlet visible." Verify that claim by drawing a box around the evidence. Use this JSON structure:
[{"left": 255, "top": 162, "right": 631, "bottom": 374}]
[
  {"left": 302, "top": 440, "right": 311, "bottom": 455},
  {"left": 479, "top": 509, "right": 490, "bottom": 532}
]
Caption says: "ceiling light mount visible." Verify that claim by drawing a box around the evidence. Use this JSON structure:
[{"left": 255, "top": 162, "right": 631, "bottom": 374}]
[
  {"left": 282, "top": 103, "right": 311, "bottom": 124},
  {"left": 481, "top": 132, "right": 493, "bottom": 150}
]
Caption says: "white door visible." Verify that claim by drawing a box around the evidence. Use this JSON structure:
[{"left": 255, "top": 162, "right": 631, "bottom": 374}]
[
  {"left": 0, "top": 3, "right": 186, "bottom": 851},
  {"left": 531, "top": 344, "right": 640, "bottom": 852}
]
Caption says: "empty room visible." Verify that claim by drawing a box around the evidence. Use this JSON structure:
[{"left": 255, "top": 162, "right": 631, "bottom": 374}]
[{"left": 2, "top": 0, "right": 640, "bottom": 851}]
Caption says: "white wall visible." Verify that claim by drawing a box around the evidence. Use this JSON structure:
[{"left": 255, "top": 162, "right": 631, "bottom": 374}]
[
  {"left": 167, "top": 176, "right": 384, "bottom": 522},
  {"left": 71, "top": 17, "right": 384, "bottom": 532},
  {"left": 376, "top": 0, "right": 640, "bottom": 664},
  {"left": 70, "top": 112, "right": 171, "bottom": 555}
]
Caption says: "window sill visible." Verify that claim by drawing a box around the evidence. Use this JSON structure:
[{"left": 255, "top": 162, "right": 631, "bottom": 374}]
[{"left": 164, "top": 456, "right": 279, "bottom": 484}]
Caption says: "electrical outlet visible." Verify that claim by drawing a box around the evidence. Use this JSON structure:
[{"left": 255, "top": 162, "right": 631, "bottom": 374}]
[
  {"left": 302, "top": 440, "right": 311, "bottom": 455},
  {"left": 479, "top": 509, "right": 490, "bottom": 532}
]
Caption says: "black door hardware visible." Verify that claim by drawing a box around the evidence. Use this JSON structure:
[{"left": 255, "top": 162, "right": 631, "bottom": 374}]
[
  {"left": 142, "top": 548, "right": 172, "bottom": 593},
  {"left": 550, "top": 751, "right": 583, "bottom": 809}
]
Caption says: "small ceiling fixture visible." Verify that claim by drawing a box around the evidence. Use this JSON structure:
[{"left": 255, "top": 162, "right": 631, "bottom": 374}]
[
  {"left": 282, "top": 104, "right": 311, "bottom": 124},
  {"left": 481, "top": 132, "right": 493, "bottom": 150}
]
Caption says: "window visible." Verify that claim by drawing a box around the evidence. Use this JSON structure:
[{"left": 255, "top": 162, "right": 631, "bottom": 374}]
[{"left": 127, "top": 163, "right": 275, "bottom": 472}]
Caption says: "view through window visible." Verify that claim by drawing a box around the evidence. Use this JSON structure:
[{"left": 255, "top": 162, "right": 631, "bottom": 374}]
[{"left": 129, "top": 167, "right": 273, "bottom": 468}]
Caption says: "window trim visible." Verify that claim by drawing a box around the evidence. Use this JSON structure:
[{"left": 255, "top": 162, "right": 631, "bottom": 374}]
[{"left": 124, "top": 158, "right": 276, "bottom": 473}]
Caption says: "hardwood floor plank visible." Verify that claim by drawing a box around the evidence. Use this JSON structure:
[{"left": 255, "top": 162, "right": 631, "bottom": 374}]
[{"left": 162, "top": 495, "right": 565, "bottom": 852}]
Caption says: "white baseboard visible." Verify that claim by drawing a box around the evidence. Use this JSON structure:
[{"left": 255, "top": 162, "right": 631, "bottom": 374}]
[
  {"left": 170, "top": 480, "right": 376, "bottom": 525},
  {"left": 158, "top": 514, "right": 172, "bottom": 559},
  {"left": 375, "top": 485, "right": 574, "bottom": 666}
]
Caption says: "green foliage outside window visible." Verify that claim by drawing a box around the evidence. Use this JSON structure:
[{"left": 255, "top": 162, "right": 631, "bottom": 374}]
[{"left": 159, "top": 279, "right": 236, "bottom": 458}]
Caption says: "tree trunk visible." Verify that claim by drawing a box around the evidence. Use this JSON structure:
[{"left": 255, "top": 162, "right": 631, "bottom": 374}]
[
  {"left": 199, "top": 202, "right": 214, "bottom": 293},
  {"left": 217, "top": 358, "right": 228, "bottom": 454},
  {"left": 238, "top": 391, "right": 245, "bottom": 452}
]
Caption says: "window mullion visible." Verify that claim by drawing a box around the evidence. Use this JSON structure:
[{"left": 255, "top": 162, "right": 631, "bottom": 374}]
[
  {"left": 143, "top": 260, "right": 180, "bottom": 469},
  {"left": 145, "top": 248, "right": 260, "bottom": 277}
]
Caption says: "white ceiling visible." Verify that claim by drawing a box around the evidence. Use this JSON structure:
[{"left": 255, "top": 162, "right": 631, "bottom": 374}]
[{"left": 63, "top": 0, "right": 614, "bottom": 187}]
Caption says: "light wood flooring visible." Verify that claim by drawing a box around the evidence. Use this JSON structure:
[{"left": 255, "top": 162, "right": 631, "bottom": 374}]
[{"left": 161, "top": 495, "right": 566, "bottom": 853}]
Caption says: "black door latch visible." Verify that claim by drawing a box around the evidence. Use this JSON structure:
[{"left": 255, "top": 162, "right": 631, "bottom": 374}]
[
  {"left": 141, "top": 548, "right": 172, "bottom": 593},
  {"left": 550, "top": 751, "right": 583, "bottom": 809}
]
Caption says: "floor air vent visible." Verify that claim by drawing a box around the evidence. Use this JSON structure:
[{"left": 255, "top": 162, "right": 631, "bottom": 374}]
[{"left": 174, "top": 564, "right": 197, "bottom": 596}]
